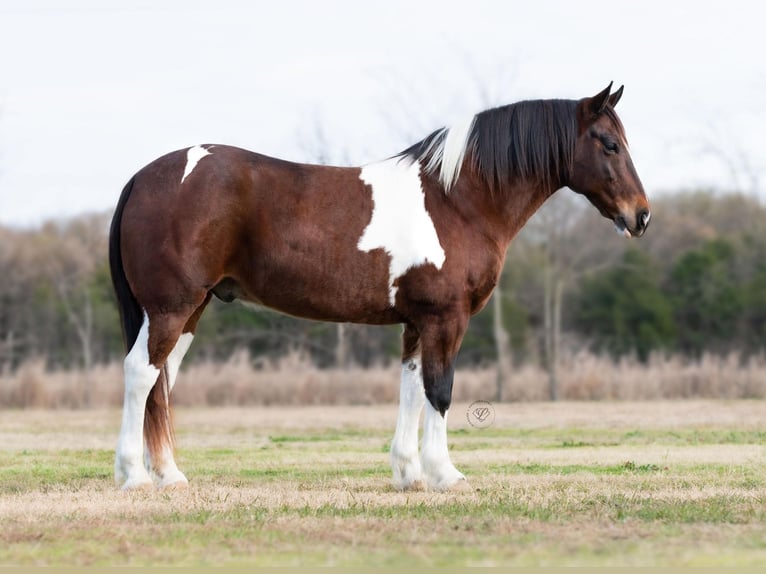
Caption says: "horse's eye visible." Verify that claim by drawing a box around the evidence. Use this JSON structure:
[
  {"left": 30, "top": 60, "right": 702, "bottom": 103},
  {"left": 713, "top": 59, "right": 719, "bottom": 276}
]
[{"left": 600, "top": 137, "right": 619, "bottom": 154}]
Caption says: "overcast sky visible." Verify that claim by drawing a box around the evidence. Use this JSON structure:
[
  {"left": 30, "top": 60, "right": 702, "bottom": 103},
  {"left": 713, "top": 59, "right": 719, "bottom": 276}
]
[{"left": 1, "top": 0, "right": 764, "bottom": 227}]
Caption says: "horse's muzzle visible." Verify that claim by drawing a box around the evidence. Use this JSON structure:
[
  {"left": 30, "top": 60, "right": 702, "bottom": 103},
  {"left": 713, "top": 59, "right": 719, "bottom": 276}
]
[{"left": 615, "top": 208, "right": 650, "bottom": 238}]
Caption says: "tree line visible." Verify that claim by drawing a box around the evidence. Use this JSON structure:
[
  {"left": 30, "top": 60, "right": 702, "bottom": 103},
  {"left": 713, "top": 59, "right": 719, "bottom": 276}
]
[{"left": 1, "top": 189, "right": 765, "bottom": 383}]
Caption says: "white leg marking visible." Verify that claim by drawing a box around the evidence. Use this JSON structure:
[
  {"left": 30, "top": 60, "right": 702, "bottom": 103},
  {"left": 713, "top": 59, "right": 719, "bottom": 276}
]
[
  {"left": 146, "top": 444, "right": 187, "bottom": 489},
  {"left": 144, "top": 332, "right": 194, "bottom": 488},
  {"left": 180, "top": 145, "right": 211, "bottom": 184},
  {"left": 358, "top": 158, "right": 446, "bottom": 306},
  {"left": 421, "top": 402, "right": 466, "bottom": 491},
  {"left": 390, "top": 356, "right": 426, "bottom": 490},
  {"left": 115, "top": 313, "right": 159, "bottom": 490}
]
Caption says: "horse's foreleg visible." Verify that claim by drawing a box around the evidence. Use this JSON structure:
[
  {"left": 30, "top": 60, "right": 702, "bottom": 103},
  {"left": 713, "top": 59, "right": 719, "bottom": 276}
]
[
  {"left": 419, "top": 316, "right": 470, "bottom": 491},
  {"left": 390, "top": 325, "right": 425, "bottom": 490},
  {"left": 390, "top": 355, "right": 426, "bottom": 491},
  {"left": 421, "top": 389, "right": 467, "bottom": 491}
]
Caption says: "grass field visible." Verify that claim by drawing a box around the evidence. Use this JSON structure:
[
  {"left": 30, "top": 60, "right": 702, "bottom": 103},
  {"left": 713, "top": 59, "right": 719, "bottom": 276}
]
[{"left": 1, "top": 401, "right": 766, "bottom": 566}]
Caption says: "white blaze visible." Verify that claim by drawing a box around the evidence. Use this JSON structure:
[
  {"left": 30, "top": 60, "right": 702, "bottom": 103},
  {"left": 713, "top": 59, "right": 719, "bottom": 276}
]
[
  {"left": 180, "top": 145, "right": 211, "bottom": 184},
  {"left": 357, "top": 158, "right": 446, "bottom": 305}
]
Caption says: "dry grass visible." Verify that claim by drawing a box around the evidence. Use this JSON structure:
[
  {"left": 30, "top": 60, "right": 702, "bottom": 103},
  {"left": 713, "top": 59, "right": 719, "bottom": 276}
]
[
  {"left": 1, "top": 401, "right": 766, "bottom": 565},
  {"left": 3, "top": 400, "right": 764, "bottom": 452},
  {"left": 2, "top": 349, "right": 766, "bottom": 410}
]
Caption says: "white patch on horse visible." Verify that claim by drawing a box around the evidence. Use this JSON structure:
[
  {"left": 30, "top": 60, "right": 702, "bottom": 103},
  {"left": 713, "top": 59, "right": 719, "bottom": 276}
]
[
  {"left": 166, "top": 332, "right": 193, "bottom": 394},
  {"left": 180, "top": 145, "right": 211, "bottom": 184},
  {"left": 421, "top": 402, "right": 466, "bottom": 490},
  {"left": 115, "top": 312, "right": 160, "bottom": 490},
  {"left": 390, "top": 356, "right": 426, "bottom": 490},
  {"left": 358, "top": 158, "right": 446, "bottom": 306}
]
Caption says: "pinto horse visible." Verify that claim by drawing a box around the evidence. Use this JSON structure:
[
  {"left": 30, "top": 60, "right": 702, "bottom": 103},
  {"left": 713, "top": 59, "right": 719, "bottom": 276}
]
[{"left": 110, "top": 83, "right": 650, "bottom": 491}]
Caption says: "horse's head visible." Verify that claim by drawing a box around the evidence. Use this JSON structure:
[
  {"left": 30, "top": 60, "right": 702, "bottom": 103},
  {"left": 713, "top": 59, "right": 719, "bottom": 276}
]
[{"left": 569, "top": 83, "right": 650, "bottom": 238}]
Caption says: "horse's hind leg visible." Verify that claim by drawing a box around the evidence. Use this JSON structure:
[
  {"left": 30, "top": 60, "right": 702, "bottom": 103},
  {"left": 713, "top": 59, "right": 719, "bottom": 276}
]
[
  {"left": 142, "top": 332, "right": 193, "bottom": 489},
  {"left": 115, "top": 300, "right": 206, "bottom": 490},
  {"left": 115, "top": 312, "right": 161, "bottom": 490},
  {"left": 144, "top": 295, "right": 211, "bottom": 488}
]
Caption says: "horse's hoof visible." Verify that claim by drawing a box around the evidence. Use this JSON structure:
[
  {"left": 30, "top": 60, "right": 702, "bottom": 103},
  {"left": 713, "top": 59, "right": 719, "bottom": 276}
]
[
  {"left": 157, "top": 469, "right": 189, "bottom": 490},
  {"left": 448, "top": 478, "right": 472, "bottom": 492},
  {"left": 393, "top": 479, "right": 425, "bottom": 492},
  {"left": 427, "top": 476, "right": 471, "bottom": 492},
  {"left": 120, "top": 479, "right": 154, "bottom": 491}
]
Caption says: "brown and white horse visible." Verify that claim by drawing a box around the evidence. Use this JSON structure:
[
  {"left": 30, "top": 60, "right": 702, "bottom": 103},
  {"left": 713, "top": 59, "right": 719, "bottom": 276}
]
[{"left": 110, "top": 83, "right": 649, "bottom": 491}]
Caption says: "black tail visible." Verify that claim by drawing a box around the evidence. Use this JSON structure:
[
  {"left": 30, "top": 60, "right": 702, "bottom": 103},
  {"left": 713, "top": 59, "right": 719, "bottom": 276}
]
[{"left": 109, "top": 176, "right": 143, "bottom": 352}]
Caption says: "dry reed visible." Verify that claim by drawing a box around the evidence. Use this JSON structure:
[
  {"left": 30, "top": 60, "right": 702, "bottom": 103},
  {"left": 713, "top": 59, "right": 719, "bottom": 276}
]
[{"left": 1, "top": 349, "right": 765, "bottom": 409}]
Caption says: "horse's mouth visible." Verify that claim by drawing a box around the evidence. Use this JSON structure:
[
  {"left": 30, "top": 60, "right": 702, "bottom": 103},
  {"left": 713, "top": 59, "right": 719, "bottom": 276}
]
[
  {"left": 614, "top": 217, "right": 632, "bottom": 238},
  {"left": 615, "top": 209, "right": 650, "bottom": 238}
]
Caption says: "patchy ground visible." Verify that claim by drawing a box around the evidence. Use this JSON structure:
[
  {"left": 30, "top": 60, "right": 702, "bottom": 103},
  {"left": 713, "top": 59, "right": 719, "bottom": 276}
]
[{"left": 1, "top": 401, "right": 765, "bottom": 566}]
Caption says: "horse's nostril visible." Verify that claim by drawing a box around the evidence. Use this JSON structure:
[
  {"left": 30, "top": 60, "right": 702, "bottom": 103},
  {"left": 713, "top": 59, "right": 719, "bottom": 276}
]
[{"left": 638, "top": 209, "right": 651, "bottom": 230}]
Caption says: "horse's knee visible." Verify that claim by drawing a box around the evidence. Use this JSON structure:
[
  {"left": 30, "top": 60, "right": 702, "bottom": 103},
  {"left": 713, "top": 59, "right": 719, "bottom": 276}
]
[
  {"left": 417, "top": 314, "right": 466, "bottom": 416},
  {"left": 424, "top": 360, "right": 456, "bottom": 416}
]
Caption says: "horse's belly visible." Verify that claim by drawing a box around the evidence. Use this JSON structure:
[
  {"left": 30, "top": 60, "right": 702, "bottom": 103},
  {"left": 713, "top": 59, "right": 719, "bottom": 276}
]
[{"left": 242, "top": 248, "right": 399, "bottom": 324}]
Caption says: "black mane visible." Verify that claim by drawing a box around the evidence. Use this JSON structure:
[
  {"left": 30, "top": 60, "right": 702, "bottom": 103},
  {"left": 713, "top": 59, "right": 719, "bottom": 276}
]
[{"left": 402, "top": 98, "right": 580, "bottom": 193}]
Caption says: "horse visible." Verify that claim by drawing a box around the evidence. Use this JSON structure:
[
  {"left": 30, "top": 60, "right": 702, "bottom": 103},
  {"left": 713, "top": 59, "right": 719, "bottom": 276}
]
[{"left": 109, "top": 82, "right": 650, "bottom": 491}]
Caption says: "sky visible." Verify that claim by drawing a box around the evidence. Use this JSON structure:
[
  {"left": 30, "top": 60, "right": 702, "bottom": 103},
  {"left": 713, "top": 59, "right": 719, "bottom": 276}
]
[{"left": 0, "top": 0, "right": 765, "bottom": 227}]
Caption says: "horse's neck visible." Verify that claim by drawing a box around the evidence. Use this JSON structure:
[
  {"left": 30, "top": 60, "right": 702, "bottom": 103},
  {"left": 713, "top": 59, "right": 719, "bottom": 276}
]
[
  {"left": 452, "top": 169, "right": 557, "bottom": 248},
  {"left": 502, "top": 181, "right": 559, "bottom": 242}
]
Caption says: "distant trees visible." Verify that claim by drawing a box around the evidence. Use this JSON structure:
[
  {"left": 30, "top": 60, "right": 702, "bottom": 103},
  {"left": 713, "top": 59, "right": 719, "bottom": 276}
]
[
  {"left": 512, "top": 191, "right": 625, "bottom": 399},
  {"left": 567, "top": 192, "right": 766, "bottom": 362},
  {"left": 0, "top": 213, "right": 121, "bottom": 373},
  {"left": 2, "top": 189, "right": 766, "bottom": 395},
  {"left": 573, "top": 248, "right": 675, "bottom": 360},
  {"left": 668, "top": 239, "right": 742, "bottom": 356}
]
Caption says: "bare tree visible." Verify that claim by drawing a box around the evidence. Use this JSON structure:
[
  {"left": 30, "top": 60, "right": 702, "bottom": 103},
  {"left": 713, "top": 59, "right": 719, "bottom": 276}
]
[
  {"left": 517, "top": 191, "right": 626, "bottom": 400},
  {"left": 0, "top": 225, "right": 42, "bottom": 373},
  {"left": 36, "top": 215, "right": 108, "bottom": 404},
  {"left": 697, "top": 120, "right": 762, "bottom": 195},
  {"left": 491, "top": 289, "right": 512, "bottom": 402},
  {"left": 0, "top": 227, "right": 20, "bottom": 374}
]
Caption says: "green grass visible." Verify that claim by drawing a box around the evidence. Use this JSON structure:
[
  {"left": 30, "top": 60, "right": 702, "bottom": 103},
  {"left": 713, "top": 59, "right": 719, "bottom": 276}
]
[
  {"left": 1, "top": 403, "right": 766, "bottom": 566},
  {"left": 0, "top": 449, "right": 113, "bottom": 493}
]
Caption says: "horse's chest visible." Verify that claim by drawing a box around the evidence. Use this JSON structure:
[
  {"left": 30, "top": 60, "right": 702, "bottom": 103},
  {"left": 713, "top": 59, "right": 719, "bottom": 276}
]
[{"left": 356, "top": 159, "right": 445, "bottom": 305}]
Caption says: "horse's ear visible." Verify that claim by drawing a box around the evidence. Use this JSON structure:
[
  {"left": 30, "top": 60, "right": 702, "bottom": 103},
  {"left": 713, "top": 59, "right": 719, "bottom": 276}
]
[
  {"left": 587, "top": 82, "right": 613, "bottom": 117},
  {"left": 608, "top": 85, "right": 624, "bottom": 108}
]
